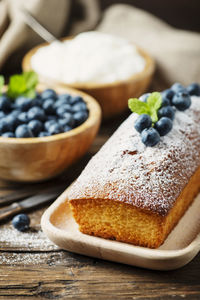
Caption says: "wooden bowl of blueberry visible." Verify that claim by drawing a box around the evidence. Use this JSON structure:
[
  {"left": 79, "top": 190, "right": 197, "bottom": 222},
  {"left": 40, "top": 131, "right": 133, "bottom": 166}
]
[{"left": 0, "top": 72, "right": 101, "bottom": 182}]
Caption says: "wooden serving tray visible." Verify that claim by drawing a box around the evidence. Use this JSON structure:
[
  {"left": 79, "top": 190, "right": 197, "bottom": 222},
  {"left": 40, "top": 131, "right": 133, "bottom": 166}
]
[{"left": 41, "top": 188, "right": 200, "bottom": 271}]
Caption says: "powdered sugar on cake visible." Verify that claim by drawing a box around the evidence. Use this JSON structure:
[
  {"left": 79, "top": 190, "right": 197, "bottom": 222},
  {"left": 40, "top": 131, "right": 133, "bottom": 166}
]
[{"left": 68, "top": 97, "right": 200, "bottom": 216}]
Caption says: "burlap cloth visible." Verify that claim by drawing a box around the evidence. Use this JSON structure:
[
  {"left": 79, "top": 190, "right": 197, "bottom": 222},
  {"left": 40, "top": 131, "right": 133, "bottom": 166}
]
[{"left": 0, "top": 2, "right": 199, "bottom": 89}]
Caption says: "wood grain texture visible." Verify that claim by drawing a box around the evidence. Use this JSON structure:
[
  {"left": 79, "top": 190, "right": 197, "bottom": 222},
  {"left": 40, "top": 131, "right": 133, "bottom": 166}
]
[
  {"left": 22, "top": 37, "right": 155, "bottom": 119},
  {"left": 0, "top": 115, "right": 200, "bottom": 300},
  {"left": 0, "top": 251, "right": 200, "bottom": 300},
  {"left": 0, "top": 85, "right": 101, "bottom": 182}
]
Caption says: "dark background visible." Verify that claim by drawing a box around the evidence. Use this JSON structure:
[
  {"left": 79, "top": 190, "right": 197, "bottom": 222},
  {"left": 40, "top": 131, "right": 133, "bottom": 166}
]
[{"left": 100, "top": 0, "right": 200, "bottom": 32}]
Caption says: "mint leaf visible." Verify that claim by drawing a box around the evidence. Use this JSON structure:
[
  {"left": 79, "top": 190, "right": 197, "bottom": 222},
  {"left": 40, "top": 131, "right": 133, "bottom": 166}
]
[
  {"left": 128, "top": 92, "right": 162, "bottom": 123},
  {"left": 23, "top": 89, "right": 36, "bottom": 99},
  {"left": 147, "top": 92, "right": 162, "bottom": 110},
  {"left": 23, "top": 71, "right": 38, "bottom": 90},
  {"left": 7, "top": 71, "right": 38, "bottom": 100},
  {"left": 128, "top": 98, "right": 150, "bottom": 115},
  {"left": 7, "top": 75, "right": 27, "bottom": 98},
  {"left": 149, "top": 109, "right": 158, "bottom": 123},
  {"left": 0, "top": 75, "right": 5, "bottom": 95},
  {"left": 147, "top": 92, "right": 162, "bottom": 123}
]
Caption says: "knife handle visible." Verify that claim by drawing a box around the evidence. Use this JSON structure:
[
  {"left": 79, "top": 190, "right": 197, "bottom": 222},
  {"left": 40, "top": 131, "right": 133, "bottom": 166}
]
[{"left": 0, "top": 202, "right": 22, "bottom": 222}]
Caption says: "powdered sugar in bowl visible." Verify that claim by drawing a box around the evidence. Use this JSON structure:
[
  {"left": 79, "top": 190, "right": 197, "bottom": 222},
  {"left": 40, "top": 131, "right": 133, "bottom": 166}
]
[{"left": 23, "top": 32, "right": 155, "bottom": 119}]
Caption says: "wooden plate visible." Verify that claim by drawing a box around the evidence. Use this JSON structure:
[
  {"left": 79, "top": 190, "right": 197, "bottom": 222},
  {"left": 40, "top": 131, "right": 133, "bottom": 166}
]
[
  {"left": 22, "top": 37, "right": 155, "bottom": 119},
  {"left": 41, "top": 187, "right": 200, "bottom": 271}
]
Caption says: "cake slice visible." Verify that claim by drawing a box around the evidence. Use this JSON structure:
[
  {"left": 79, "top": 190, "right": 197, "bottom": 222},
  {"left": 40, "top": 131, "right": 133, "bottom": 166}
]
[{"left": 68, "top": 95, "right": 200, "bottom": 248}]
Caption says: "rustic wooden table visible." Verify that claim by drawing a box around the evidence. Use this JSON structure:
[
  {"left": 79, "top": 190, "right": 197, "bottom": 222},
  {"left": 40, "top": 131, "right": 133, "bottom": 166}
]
[{"left": 0, "top": 114, "right": 200, "bottom": 300}]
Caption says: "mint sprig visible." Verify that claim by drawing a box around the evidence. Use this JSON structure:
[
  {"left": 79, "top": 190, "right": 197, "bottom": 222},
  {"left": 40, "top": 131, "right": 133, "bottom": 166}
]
[
  {"left": 128, "top": 92, "right": 162, "bottom": 123},
  {"left": 7, "top": 71, "right": 38, "bottom": 99}
]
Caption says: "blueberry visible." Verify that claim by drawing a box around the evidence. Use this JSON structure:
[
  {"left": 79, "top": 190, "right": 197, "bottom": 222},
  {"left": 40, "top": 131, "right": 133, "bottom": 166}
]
[
  {"left": 58, "top": 113, "right": 75, "bottom": 128},
  {"left": 72, "top": 102, "right": 87, "bottom": 113},
  {"left": 0, "top": 119, "right": 9, "bottom": 134},
  {"left": 56, "top": 104, "right": 72, "bottom": 116},
  {"left": 44, "top": 120, "right": 57, "bottom": 131},
  {"left": 161, "top": 96, "right": 170, "bottom": 107},
  {"left": 171, "top": 83, "right": 186, "bottom": 93},
  {"left": 15, "top": 124, "right": 34, "bottom": 138},
  {"left": 17, "top": 112, "right": 29, "bottom": 124},
  {"left": 42, "top": 99, "right": 55, "bottom": 114},
  {"left": 141, "top": 128, "right": 160, "bottom": 147},
  {"left": 12, "top": 213, "right": 30, "bottom": 231},
  {"left": 134, "top": 114, "right": 152, "bottom": 133},
  {"left": 186, "top": 83, "right": 200, "bottom": 96},
  {"left": 48, "top": 123, "right": 63, "bottom": 135},
  {"left": 0, "top": 95, "right": 11, "bottom": 112},
  {"left": 27, "top": 107, "right": 46, "bottom": 122},
  {"left": 155, "top": 117, "right": 173, "bottom": 136},
  {"left": 16, "top": 97, "right": 32, "bottom": 111},
  {"left": 11, "top": 102, "right": 17, "bottom": 110},
  {"left": 57, "top": 94, "right": 71, "bottom": 103},
  {"left": 162, "top": 89, "right": 174, "bottom": 101},
  {"left": 63, "top": 125, "right": 72, "bottom": 132},
  {"left": 38, "top": 131, "right": 50, "bottom": 137},
  {"left": 47, "top": 115, "right": 57, "bottom": 121},
  {"left": 28, "top": 120, "right": 43, "bottom": 136},
  {"left": 0, "top": 111, "right": 5, "bottom": 119},
  {"left": 158, "top": 106, "right": 175, "bottom": 120},
  {"left": 73, "top": 111, "right": 88, "bottom": 126},
  {"left": 35, "top": 91, "right": 41, "bottom": 99},
  {"left": 41, "top": 89, "right": 57, "bottom": 100},
  {"left": 69, "top": 96, "right": 84, "bottom": 105},
  {"left": 139, "top": 93, "right": 150, "bottom": 102},
  {"left": 54, "top": 99, "right": 70, "bottom": 109},
  {"left": 2, "top": 132, "right": 15, "bottom": 137},
  {"left": 10, "top": 109, "right": 21, "bottom": 118},
  {"left": 4, "top": 115, "right": 19, "bottom": 131},
  {"left": 171, "top": 92, "right": 191, "bottom": 111},
  {"left": 31, "top": 97, "right": 42, "bottom": 107}
]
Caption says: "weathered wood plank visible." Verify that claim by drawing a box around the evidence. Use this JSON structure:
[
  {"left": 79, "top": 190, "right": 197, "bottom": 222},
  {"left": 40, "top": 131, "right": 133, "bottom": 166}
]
[{"left": 0, "top": 251, "right": 199, "bottom": 299}]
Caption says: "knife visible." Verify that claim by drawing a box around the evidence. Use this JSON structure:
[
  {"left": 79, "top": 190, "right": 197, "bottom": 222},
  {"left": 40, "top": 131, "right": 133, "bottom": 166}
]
[
  {"left": 21, "top": 7, "right": 60, "bottom": 43},
  {"left": 0, "top": 185, "right": 66, "bottom": 222},
  {"left": 0, "top": 180, "right": 66, "bottom": 206}
]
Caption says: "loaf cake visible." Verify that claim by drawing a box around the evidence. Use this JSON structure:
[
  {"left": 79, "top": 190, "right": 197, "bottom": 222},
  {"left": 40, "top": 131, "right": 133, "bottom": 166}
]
[{"left": 68, "top": 94, "right": 200, "bottom": 248}]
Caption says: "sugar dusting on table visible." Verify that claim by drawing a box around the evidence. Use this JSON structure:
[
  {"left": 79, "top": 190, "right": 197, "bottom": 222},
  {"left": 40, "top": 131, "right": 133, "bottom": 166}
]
[
  {"left": 0, "top": 225, "right": 58, "bottom": 251},
  {"left": 0, "top": 225, "right": 61, "bottom": 265}
]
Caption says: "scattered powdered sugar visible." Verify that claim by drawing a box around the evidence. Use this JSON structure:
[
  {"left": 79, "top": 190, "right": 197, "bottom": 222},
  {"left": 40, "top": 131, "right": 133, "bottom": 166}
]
[
  {"left": 0, "top": 253, "right": 47, "bottom": 265},
  {"left": 0, "top": 225, "right": 61, "bottom": 265},
  {"left": 68, "top": 96, "right": 200, "bottom": 216},
  {"left": 0, "top": 252, "right": 63, "bottom": 265},
  {"left": 0, "top": 225, "right": 58, "bottom": 251}
]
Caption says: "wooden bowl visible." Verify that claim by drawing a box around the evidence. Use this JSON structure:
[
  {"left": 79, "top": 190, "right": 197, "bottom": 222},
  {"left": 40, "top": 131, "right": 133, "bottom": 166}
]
[
  {"left": 0, "top": 85, "right": 101, "bottom": 182},
  {"left": 22, "top": 37, "right": 155, "bottom": 119}
]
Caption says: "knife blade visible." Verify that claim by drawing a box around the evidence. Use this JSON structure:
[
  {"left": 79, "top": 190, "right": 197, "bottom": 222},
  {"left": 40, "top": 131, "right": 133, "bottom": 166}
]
[
  {"left": 0, "top": 185, "right": 66, "bottom": 222},
  {"left": 21, "top": 7, "right": 59, "bottom": 43},
  {"left": 0, "top": 180, "right": 66, "bottom": 206}
]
